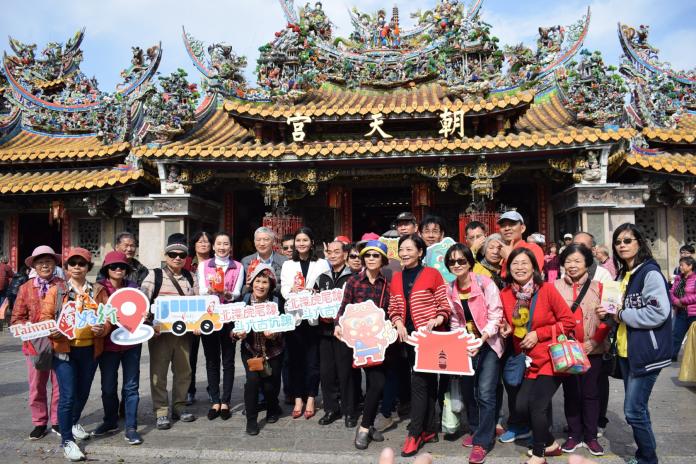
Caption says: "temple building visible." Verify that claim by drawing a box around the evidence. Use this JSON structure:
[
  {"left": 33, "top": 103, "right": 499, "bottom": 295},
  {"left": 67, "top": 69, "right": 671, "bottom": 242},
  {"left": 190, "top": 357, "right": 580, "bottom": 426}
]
[{"left": 0, "top": 0, "right": 694, "bottom": 274}]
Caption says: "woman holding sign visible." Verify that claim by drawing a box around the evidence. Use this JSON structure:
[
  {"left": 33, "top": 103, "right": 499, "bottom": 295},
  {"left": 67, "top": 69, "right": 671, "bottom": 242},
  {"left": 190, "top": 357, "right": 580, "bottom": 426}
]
[
  {"left": 336, "top": 240, "right": 391, "bottom": 450},
  {"left": 237, "top": 264, "right": 284, "bottom": 435},
  {"left": 93, "top": 251, "right": 143, "bottom": 445},
  {"left": 444, "top": 243, "right": 504, "bottom": 464},
  {"left": 196, "top": 232, "right": 244, "bottom": 421},
  {"left": 388, "top": 234, "right": 450, "bottom": 457},
  {"left": 553, "top": 244, "right": 610, "bottom": 456},
  {"left": 280, "top": 227, "right": 329, "bottom": 420},
  {"left": 499, "top": 247, "right": 574, "bottom": 464},
  {"left": 40, "top": 248, "right": 109, "bottom": 462}
]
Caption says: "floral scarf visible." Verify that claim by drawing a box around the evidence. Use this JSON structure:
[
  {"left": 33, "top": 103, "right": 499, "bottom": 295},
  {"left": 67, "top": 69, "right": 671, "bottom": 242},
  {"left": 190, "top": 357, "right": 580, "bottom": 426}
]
[
  {"left": 510, "top": 280, "right": 539, "bottom": 338},
  {"left": 34, "top": 276, "right": 54, "bottom": 298}
]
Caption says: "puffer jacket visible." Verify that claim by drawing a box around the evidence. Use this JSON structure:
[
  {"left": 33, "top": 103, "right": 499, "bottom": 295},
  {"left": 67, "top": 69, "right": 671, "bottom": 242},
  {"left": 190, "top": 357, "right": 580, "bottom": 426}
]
[{"left": 670, "top": 272, "right": 696, "bottom": 317}]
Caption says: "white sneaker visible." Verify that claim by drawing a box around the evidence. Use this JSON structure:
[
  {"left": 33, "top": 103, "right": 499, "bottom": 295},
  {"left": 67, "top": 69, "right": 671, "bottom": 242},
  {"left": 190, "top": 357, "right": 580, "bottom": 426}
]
[
  {"left": 63, "top": 440, "right": 85, "bottom": 461},
  {"left": 374, "top": 413, "right": 396, "bottom": 432},
  {"left": 71, "top": 424, "right": 90, "bottom": 441}
]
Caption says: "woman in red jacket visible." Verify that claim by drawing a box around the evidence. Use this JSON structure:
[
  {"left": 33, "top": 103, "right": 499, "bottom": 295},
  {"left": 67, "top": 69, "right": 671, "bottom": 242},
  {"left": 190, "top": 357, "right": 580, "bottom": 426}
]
[
  {"left": 388, "top": 234, "right": 450, "bottom": 457},
  {"left": 500, "top": 248, "right": 575, "bottom": 464}
]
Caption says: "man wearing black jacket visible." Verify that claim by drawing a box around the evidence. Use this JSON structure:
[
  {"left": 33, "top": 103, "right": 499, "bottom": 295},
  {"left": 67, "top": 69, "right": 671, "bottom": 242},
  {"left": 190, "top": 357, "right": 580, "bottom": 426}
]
[{"left": 315, "top": 241, "right": 358, "bottom": 427}]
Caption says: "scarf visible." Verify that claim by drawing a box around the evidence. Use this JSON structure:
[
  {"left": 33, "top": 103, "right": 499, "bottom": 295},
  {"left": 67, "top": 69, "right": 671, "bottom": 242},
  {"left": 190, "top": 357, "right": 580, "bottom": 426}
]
[
  {"left": 510, "top": 280, "right": 539, "bottom": 338},
  {"left": 479, "top": 258, "right": 505, "bottom": 289},
  {"left": 35, "top": 276, "right": 54, "bottom": 298},
  {"left": 674, "top": 274, "right": 688, "bottom": 298}
]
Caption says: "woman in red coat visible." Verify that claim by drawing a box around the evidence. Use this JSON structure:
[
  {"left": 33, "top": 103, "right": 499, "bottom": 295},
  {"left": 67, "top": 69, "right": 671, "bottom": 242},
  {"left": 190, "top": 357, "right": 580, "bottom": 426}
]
[
  {"left": 500, "top": 248, "right": 575, "bottom": 464},
  {"left": 388, "top": 234, "right": 450, "bottom": 457}
]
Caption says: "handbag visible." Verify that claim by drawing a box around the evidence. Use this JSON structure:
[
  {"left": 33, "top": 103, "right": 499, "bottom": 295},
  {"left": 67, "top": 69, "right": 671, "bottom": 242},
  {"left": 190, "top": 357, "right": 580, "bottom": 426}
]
[
  {"left": 548, "top": 325, "right": 590, "bottom": 374},
  {"left": 247, "top": 343, "right": 272, "bottom": 377},
  {"left": 441, "top": 390, "right": 461, "bottom": 434},
  {"left": 502, "top": 293, "right": 539, "bottom": 386},
  {"left": 29, "top": 286, "right": 64, "bottom": 371}
]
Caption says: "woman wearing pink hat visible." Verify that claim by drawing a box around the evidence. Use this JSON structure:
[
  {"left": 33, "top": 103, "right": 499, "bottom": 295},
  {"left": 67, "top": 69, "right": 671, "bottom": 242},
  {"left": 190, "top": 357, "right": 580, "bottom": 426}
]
[
  {"left": 40, "top": 247, "right": 110, "bottom": 462},
  {"left": 93, "top": 251, "right": 143, "bottom": 445},
  {"left": 10, "top": 245, "right": 64, "bottom": 441}
]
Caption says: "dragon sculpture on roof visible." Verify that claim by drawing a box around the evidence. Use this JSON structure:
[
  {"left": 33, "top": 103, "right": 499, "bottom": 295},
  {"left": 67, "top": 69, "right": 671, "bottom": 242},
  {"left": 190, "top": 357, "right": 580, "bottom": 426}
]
[
  {"left": 618, "top": 23, "right": 695, "bottom": 129},
  {"left": 2, "top": 30, "right": 162, "bottom": 140},
  {"left": 183, "top": 0, "right": 591, "bottom": 103}
]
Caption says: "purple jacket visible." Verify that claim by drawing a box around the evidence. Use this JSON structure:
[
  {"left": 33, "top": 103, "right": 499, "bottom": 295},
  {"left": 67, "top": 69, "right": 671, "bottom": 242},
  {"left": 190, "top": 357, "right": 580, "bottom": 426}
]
[
  {"left": 446, "top": 273, "right": 505, "bottom": 358},
  {"left": 670, "top": 272, "right": 696, "bottom": 317}
]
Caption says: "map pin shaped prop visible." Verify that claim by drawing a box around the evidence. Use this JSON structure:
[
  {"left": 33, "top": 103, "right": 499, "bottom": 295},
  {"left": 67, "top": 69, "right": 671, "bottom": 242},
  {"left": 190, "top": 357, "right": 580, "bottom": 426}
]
[{"left": 107, "top": 288, "right": 150, "bottom": 334}]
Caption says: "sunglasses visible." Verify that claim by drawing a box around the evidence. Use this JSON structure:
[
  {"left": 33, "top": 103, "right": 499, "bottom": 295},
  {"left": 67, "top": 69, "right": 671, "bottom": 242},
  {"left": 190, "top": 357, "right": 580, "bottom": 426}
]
[
  {"left": 107, "top": 263, "right": 128, "bottom": 271},
  {"left": 282, "top": 246, "right": 293, "bottom": 250},
  {"left": 614, "top": 238, "right": 637, "bottom": 246},
  {"left": 348, "top": 254, "right": 360, "bottom": 259},
  {"left": 363, "top": 253, "right": 382, "bottom": 259},
  {"left": 447, "top": 258, "right": 469, "bottom": 267},
  {"left": 67, "top": 260, "right": 89, "bottom": 268},
  {"left": 167, "top": 252, "right": 187, "bottom": 259}
]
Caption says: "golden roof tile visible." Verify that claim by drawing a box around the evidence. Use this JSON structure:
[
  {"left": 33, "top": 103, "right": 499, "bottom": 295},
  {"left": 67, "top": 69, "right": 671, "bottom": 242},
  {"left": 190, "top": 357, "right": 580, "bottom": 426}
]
[
  {"left": 0, "top": 168, "right": 154, "bottom": 194},
  {"left": 0, "top": 131, "right": 130, "bottom": 164},
  {"left": 624, "top": 150, "right": 696, "bottom": 175}
]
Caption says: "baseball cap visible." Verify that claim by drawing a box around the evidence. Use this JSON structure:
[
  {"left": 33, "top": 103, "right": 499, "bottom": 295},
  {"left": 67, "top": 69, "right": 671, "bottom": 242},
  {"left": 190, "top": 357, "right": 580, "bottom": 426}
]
[
  {"left": 395, "top": 212, "right": 416, "bottom": 224},
  {"left": 563, "top": 233, "right": 573, "bottom": 240},
  {"left": 497, "top": 211, "right": 524, "bottom": 224}
]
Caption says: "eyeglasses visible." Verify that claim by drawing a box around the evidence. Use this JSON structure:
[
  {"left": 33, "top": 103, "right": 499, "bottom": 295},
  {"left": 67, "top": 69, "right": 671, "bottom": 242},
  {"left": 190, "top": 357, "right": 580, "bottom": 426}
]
[
  {"left": 67, "top": 260, "right": 88, "bottom": 268},
  {"left": 348, "top": 254, "right": 360, "bottom": 259},
  {"left": 282, "top": 246, "right": 293, "bottom": 251},
  {"left": 614, "top": 238, "right": 637, "bottom": 246},
  {"left": 363, "top": 253, "right": 382, "bottom": 259},
  {"left": 167, "top": 252, "right": 187, "bottom": 259},
  {"left": 107, "top": 263, "right": 128, "bottom": 271},
  {"left": 447, "top": 258, "right": 469, "bottom": 267}
]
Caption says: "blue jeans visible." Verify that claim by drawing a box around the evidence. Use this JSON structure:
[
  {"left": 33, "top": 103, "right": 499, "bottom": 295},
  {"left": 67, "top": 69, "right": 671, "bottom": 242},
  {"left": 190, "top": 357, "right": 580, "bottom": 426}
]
[
  {"left": 462, "top": 344, "right": 501, "bottom": 450},
  {"left": 99, "top": 345, "right": 141, "bottom": 430},
  {"left": 672, "top": 311, "right": 696, "bottom": 358},
  {"left": 619, "top": 357, "right": 660, "bottom": 464},
  {"left": 53, "top": 346, "right": 98, "bottom": 444}
]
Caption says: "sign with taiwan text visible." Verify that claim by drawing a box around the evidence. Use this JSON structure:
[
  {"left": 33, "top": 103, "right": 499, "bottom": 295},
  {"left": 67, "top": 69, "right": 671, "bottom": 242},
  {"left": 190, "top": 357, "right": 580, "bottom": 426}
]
[
  {"left": 9, "top": 320, "right": 58, "bottom": 341},
  {"left": 338, "top": 300, "right": 397, "bottom": 367},
  {"left": 425, "top": 237, "right": 457, "bottom": 283},
  {"left": 284, "top": 288, "right": 344, "bottom": 325},
  {"left": 406, "top": 329, "right": 483, "bottom": 376}
]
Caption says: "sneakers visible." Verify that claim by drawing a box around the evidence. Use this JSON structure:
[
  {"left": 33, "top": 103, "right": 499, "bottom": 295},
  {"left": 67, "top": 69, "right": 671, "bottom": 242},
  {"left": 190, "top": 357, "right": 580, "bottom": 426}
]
[
  {"left": 173, "top": 411, "right": 196, "bottom": 422},
  {"left": 585, "top": 439, "right": 605, "bottom": 456},
  {"left": 561, "top": 437, "right": 583, "bottom": 453},
  {"left": 29, "top": 425, "right": 47, "bottom": 440},
  {"left": 156, "top": 416, "right": 171, "bottom": 430},
  {"left": 498, "top": 426, "right": 531, "bottom": 443},
  {"left": 63, "top": 440, "right": 85, "bottom": 461},
  {"left": 125, "top": 428, "right": 143, "bottom": 445},
  {"left": 469, "top": 445, "right": 487, "bottom": 464},
  {"left": 71, "top": 424, "right": 90, "bottom": 441},
  {"left": 91, "top": 423, "right": 118, "bottom": 437},
  {"left": 461, "top": 433, "right": 474, "bottom": 448},
  {"left": 52, "top": 425, "right": 61, "bottom": 437},
  {"left": 401, "top": 434, "right": 423, "bottom": 457},
  {"left": 374, "top": 413, "right": 396, "bottom": 432},
  {"left": 420, "top": 431, "right": 438, "bottom": 444}
]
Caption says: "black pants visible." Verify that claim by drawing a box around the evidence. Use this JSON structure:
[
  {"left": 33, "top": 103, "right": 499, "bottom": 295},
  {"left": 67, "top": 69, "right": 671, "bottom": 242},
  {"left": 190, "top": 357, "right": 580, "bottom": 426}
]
[
  {"left": 286, "top": 322, "right": 320, "bottom": 398},
  {"left": 406, "top": 345, "right": 438, "bottom": 437},
  {"left": 188, "top": 335, "right": 200, "bottom": 396},
  {"left": 319, "top": 335, "right": 356, "bottom": 415},
  {"left": 563, "top": 354, "right": 602, "bottom": 441},
  {"left": 201, "top": 323, "right": 236, "bottom": 404},
  {"left": 517, "top": 375, "right": 561, "bottom": 457},
  {"left": 598, "top": 357, "right": 612, "bottom": 428},
  {"left": 360, "top": 365, "right": 386, "bottom": 429},
  {"left": 241, "top": 347, "right": 282, "bottom": 423}
]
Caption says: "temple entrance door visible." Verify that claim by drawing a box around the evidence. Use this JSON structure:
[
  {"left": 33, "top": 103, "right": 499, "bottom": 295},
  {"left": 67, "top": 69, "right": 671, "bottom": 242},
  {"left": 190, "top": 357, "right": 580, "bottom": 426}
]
[
  {"left": 352, "top": 187, "right": 411, "bottom": 238},
  {"left": 18, "top": 213, "right": 61, "bottom": 265}
]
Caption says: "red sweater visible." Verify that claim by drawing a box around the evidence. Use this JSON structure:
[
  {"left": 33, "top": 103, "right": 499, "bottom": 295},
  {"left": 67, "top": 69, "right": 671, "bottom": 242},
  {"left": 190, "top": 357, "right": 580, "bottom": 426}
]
[
  {"left": 501, "top": 283, "right": 575, "bottom": 379},
  {"left": 388, "top": 267, "right": 450, "bottom": 330}
]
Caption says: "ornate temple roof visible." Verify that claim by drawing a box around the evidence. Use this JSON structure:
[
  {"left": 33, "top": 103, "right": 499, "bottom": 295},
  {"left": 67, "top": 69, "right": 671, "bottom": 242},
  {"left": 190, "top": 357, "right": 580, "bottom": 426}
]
[
  {"left": 223, "top": 84, "right": 535, "bottom": 120},
  {"left": 624, "top": 147, "right": 696, "bottom": 176},
  {"left": 0, "top": 167, "right": 154, "bottom": 194},
  {"left": 515, "top": 90, "right": 574, "bottom": 132},
  {"left": 0, "top": 131, "right": 129, "bottom": 164}
]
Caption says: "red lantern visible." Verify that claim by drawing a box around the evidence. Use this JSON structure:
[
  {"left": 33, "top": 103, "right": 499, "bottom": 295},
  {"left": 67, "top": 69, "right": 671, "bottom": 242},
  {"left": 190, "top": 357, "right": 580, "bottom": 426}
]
[{"left": 414, "top": 183, "right": 431, "bottom": 207}]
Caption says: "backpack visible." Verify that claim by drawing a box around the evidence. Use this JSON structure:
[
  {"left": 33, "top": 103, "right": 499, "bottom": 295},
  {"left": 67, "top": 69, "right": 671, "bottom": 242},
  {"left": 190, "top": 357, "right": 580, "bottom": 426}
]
[{"left": 150, "top": 268, "right": 194, "bottom": 302}]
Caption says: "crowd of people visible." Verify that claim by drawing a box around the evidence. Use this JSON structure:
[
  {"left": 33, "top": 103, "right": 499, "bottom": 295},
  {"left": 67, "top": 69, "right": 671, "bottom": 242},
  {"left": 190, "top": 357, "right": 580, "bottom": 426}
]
[{"left": 3, "top": 209, "right": 683, "bottom": 464}]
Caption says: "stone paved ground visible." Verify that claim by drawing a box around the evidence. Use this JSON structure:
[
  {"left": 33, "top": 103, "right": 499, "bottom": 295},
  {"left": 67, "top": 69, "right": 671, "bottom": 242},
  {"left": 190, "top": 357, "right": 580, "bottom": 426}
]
[{"left": 0, "top": 331, "right": 694, "bottom": 463}]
